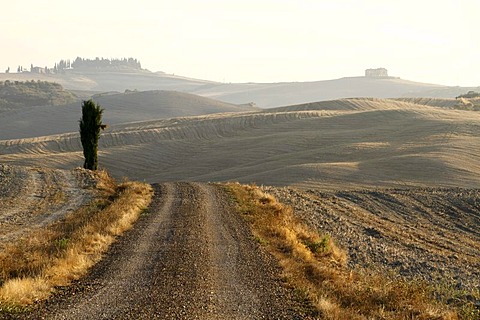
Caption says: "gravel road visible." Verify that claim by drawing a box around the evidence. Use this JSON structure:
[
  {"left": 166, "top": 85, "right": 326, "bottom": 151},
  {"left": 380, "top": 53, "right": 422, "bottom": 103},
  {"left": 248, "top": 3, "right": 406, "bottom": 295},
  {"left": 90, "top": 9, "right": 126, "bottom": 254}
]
[{"left": 15, "top": 182, "right": 312, "bottom": 320}]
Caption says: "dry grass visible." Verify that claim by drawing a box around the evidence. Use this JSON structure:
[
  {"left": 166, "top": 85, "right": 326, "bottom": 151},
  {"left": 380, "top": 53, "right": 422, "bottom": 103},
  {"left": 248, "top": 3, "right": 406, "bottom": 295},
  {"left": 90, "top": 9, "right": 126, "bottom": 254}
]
[
  {"left": 225, "top": 183, "right": 459, "bottom": 320},
  {"left": 0, "top": 170, "right": 153, "bottom": 308}
]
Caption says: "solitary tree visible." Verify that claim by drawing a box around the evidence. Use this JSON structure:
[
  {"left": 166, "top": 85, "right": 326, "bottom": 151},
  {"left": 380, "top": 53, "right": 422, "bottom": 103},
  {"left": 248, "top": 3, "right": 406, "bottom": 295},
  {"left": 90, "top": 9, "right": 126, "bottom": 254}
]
[{"left": 79, "top": 99, "right": 106, "bottom": 170}]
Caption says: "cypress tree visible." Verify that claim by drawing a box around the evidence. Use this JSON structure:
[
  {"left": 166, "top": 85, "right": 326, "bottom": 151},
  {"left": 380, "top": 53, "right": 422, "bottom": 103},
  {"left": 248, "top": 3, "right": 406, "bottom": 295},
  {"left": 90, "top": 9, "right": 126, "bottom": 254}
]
[{"left": 79, "top": 99, "right": 105, "bottom": 170}]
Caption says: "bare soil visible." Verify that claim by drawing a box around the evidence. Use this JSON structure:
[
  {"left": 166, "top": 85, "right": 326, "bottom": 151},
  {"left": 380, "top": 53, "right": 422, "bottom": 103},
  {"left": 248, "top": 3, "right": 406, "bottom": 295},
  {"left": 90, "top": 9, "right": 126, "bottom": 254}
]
[
  {"left": 11, "top": 182, "right": 314, "bottom": 319},
  {"left": 264, "top": 186, "right": 480, "bottom": 293},
  {"left": 0, "top": 165, "right": 96, "bottom": 248}
]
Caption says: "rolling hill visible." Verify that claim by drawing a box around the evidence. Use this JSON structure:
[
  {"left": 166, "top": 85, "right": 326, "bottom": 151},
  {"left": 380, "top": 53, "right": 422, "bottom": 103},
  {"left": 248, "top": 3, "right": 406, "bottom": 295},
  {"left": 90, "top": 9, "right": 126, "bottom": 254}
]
[
  {"left": 189, "top": 76, "right": 456, "bottom": 108},
  {"left": 2, "top": 98, "right": 480, "bottom": 189},
  {"left": 0, "top": 69, "right": 213, "bottom": 93},
  {"left": 2, "top": 68, "right": 479, "bottom": 317},
  {"left": 0, "top": 90, "right": 257, "bottom": 140},
  {"left": 1, "top": 69, "right": 479, "bottom": 108},
  {"left": 0, "top": 80, "right": 78, "bottom": 112}
]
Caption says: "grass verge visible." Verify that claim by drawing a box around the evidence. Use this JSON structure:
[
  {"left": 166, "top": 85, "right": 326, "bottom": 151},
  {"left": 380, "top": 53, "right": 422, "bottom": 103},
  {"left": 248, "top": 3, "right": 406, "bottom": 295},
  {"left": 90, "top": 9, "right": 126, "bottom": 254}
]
[
  {"left": 225, "top": 183, "right": 463, "bottom": 320},
  {"left": 0, "top": 170, "right": 153, "bottom": 309}
]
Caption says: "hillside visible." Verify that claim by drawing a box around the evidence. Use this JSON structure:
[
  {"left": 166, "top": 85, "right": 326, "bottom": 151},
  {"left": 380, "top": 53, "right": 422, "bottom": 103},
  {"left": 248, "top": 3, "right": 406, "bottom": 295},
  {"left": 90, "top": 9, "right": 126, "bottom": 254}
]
[
  {"left": 0, "top": 80, "right": 78, "bottom": 112},
  {"left": 2, "top": 97, "right": 479, "bottom": 318},
  {"left": 2, "top": 98, "right": 480, "bottom": 189},
  {"left": 1, "top": 69, "right": 478, "bottom": 108},
  {"left": 0, "top": 90, "right": 257, "bottom": 139},
  {"left": 396, "top": 97, "right": 480, "bottom": 111},
  {"left": 190, "top": 77, "right": 452, "bottom": 107},
  {"left": 0, "top": 69, "right": 214, "bottom": 93}
]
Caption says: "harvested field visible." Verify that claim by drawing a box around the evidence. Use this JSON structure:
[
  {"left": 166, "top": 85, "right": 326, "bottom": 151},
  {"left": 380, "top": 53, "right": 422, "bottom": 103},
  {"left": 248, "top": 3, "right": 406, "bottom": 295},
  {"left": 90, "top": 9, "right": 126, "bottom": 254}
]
[
  {"left": 0, "top": 165, "right": 97, "bottom": 248},
  {"left": 265, "top": 186, "right": 480, "bottom": 293},
  {"left": 3, "top": 98, "right": 480, "bottom": 190},
  {"left": 1, "top": 97, "right": 480, "bottom": 316}
]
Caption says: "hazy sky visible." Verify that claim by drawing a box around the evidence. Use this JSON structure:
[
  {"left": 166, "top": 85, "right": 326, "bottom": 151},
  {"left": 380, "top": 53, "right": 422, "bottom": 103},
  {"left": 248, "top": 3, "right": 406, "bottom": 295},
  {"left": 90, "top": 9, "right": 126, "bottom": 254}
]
[{"left": 2, "top": 0, "right": 479, "bottom": 86}]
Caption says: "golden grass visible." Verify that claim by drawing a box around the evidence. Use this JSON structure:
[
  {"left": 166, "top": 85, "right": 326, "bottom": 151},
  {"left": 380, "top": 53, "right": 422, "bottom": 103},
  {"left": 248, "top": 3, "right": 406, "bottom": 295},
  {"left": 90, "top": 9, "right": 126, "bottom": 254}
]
[
  {"left": 225, "top": 183, "right": 460, "bottom": 320},
  {"left": 0, "top": 170, "right": 153, "bottom": 308}
]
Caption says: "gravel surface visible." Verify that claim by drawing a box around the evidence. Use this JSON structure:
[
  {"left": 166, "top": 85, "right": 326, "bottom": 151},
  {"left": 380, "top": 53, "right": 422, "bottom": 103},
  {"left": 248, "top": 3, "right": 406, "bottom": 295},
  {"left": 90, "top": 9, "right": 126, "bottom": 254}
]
[
  {"left": 263, "top": 186, "right": 480, "bottom": 292},
  {"left": 12, "top": 182, "right": 314, "bottom": 319}
]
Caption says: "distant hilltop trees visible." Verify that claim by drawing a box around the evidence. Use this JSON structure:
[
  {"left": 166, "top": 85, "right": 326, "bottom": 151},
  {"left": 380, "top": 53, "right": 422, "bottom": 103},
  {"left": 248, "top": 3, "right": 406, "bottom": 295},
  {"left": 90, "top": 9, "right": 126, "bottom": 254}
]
[
  {"left": 0, "top": 80, "right": 77, "bottom": 109},
  {"left": 456, "top": 91, "right": 480, "bottom": 99},
  {"left": 5, "top": 57, "right": 142, "bottom": 75},
  {"left": 71, "top": 57, "right": 142, "bottom": 70}
]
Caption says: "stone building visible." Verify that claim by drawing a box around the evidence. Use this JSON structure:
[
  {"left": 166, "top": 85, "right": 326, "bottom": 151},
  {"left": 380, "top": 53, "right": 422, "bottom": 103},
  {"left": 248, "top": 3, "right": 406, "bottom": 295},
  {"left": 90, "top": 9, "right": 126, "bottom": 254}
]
[
  {"left": 31, "top": 66, "right": 46, "bottom": 74},
  {"left": 365, "top": 68, "right": 388, "bottom": 78}
]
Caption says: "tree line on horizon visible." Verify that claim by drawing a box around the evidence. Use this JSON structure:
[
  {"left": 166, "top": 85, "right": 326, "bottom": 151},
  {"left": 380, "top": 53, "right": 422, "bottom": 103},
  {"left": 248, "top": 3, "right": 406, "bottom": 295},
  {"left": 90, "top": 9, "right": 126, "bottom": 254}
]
[
  {"left": 5, "top": 57, "right": 142, "bottom": 74},
  {"left": 456, "top": 90, "right": 480, "bottom": 99},
  {"left": 71, "top": 57, "right": 141, "bottom": 70}
]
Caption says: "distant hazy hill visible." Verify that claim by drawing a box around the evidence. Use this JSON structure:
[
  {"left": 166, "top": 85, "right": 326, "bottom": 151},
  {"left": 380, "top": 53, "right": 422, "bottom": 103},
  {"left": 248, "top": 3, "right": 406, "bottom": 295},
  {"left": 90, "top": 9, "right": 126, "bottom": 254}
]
[
  {"left": 0, "top": 90, "right": 257, "bottom": 139},
  {"left": 0, "top": 80, "right": 78, "bottom": 112},
  {"left": 3, "top": 98, "right": 480, "bottom": 190},
  {"left": 1, "top": 69, "right": 478, "bottom": 108},
  {"left": 0, "top": 69, "right": 214, "bottom": 93},
  {"left": 191, "top": 77, "right": 480, "bottom": 107}
]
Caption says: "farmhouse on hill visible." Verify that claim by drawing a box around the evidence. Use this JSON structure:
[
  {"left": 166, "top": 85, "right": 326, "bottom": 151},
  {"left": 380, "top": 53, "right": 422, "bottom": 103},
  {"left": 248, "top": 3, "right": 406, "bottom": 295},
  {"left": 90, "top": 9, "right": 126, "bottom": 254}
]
[
  {"left": 31, "top": 66, "right": 46, "bottom": 74},
  {"left": 365, "top": 68, "right": 388, "bottom": 78}
]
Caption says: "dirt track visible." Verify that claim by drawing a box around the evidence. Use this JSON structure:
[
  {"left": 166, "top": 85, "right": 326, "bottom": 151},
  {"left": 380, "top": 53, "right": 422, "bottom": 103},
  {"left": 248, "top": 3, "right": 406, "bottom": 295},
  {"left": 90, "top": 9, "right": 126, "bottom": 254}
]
[{"left": 19, "top": 182, "right": 311, "bottom": 319}]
